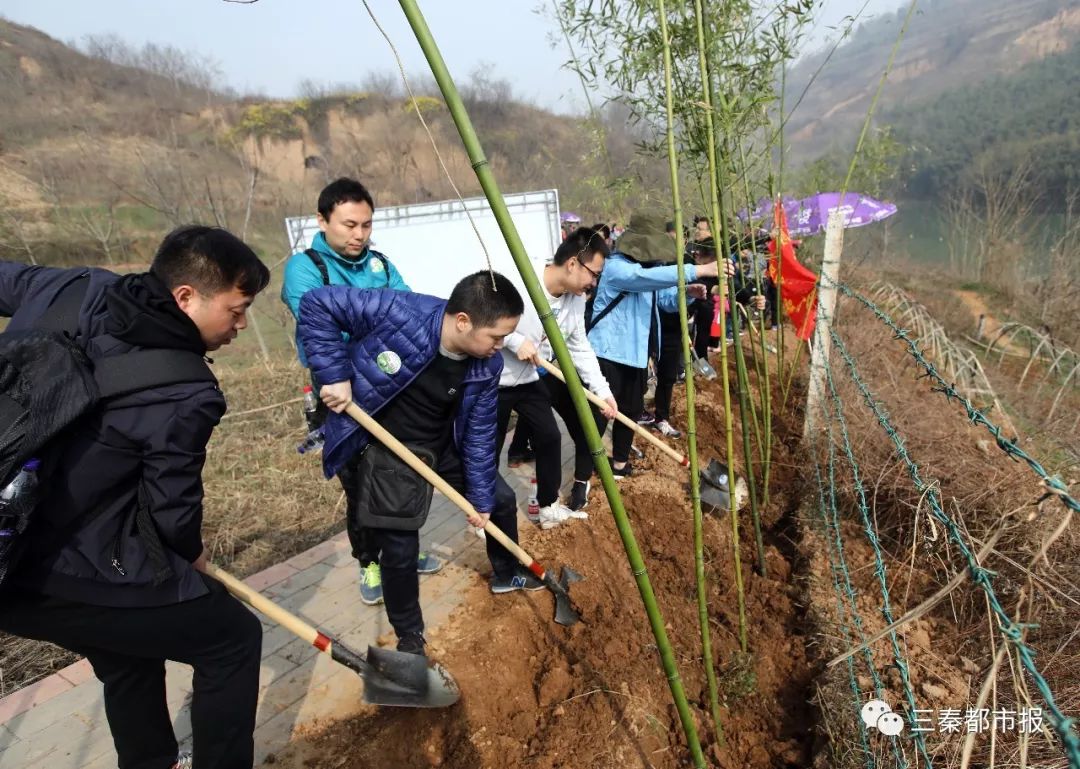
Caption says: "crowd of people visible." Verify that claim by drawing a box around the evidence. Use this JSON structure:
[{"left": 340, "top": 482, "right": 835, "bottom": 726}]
[{"left": 0, "top": 177, "right": 783, "bottom": 769}]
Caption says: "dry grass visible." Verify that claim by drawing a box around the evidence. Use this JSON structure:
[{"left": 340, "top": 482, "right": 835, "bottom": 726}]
[{"left": 807, "top": 284, "right": 1079, "bottom": 768}]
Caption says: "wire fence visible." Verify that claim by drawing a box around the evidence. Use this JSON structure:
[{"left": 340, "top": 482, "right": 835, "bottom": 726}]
[{"left": 805, "top": 286, "right": 1080, "bottom": 769}]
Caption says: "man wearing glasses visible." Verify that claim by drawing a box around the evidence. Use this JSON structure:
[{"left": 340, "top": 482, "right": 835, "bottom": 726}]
[{"left": 496, "top": 227, "right": 618, "bottom": 520}]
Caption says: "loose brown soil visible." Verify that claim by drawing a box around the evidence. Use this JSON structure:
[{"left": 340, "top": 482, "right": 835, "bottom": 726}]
[{"left": 271, "top": 372, "right": 816, "bottom": 769}]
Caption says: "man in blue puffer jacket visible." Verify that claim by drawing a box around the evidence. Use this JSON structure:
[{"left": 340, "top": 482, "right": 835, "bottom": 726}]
[
  {"left": 281, "top": 178, "right": 433, "bottom": 607},
  {"left": 298, "top": 271, "right": 542, "bottom": 657}
]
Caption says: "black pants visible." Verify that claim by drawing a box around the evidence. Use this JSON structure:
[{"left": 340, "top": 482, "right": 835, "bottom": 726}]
[
  {"left": 543, "top": 374, "right": 605, "bottom": 483},
  {"left": 0, "top": 575, "right": 262, "bottom": 769},
  {"left": 693, "top": 299, "right": 715, "bottom": 358},
  {"left": 653, "top": 336, "right": 683, "bottom": 422},
  {"left": 338, "top": 456, "right": 377, "bottom": 566},
  {"left": 506, "top": 420, "right": 532, "bottom": 459},
  {"left": 496, "top": 381, "right": 562, "bottom": 507},
  {"left": 596, "top": 358, "right": 647, "bottom": 464},
  {"left": 375, "top": 450, "right": 520, "bottom": 640}
]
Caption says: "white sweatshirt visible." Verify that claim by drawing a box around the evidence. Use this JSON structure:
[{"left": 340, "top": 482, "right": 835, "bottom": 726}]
[{"left": 499, "top": 281, "right": 613, "bottom": 400}]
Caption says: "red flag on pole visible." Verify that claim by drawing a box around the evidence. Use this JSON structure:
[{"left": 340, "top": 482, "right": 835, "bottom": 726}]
[{"left": 768, "top": 203, "right": 818, "bottom": 341}]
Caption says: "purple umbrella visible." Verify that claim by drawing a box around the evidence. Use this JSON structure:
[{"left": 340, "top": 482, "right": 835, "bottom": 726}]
[
  {"left": 785, "top": 193, "right": 897, "bottom": 236},
  {"left": 738, "top": 195, "right": 797, "bottom": 224},
  {"left": 737, "top": 193, "right": 897, "bottom": 236}
]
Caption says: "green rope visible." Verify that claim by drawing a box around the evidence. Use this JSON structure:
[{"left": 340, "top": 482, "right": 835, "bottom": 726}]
[
  {"left": 830, "top": 327, "right": 1080, "bottom": 768},
  {"left": 824, "top": 359, "right": 931, "bottom": 767},
  {"left": 811, "top": 455, "right": 877, "bottom": 767},
  {"left": 828, "top": 277, "right": 1079, "bottom": 516}
]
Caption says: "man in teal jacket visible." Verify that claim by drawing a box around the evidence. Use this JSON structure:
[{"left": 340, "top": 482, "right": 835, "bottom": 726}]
[{"left": 281, "top": 177, "right": 439, "bottom": 606}]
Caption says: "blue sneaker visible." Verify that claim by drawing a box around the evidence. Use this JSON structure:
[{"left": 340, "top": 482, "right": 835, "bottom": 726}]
[
  {"left": 359, "top": 563, "right": 384, "bottom": 605},
  {"left": 489, "top": 571, "right": 545, "bottom": 594},
  {"left": 416, "top": 551, "right": 442, "bottom": 574}
]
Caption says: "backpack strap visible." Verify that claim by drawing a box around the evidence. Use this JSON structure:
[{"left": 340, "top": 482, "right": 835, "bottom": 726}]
[
  {"left": 585, "top": 291, "right": 628, "bottom": 333},
  {"left": 304, "top": 249, "right": 331, "bottom": 286},
  {"left": 305, "top": 248, "right": 392, "bottom": 287},
  {"left": 94, "top": 349, "right": 217, "bottom": 400}
]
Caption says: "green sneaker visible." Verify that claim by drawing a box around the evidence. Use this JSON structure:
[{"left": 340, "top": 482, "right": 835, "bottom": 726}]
[
  {"left": 359, "top": 563, "right": 384, "bottom": 606},
  {"left": 416, "top": 551, "right": 443, "bottom": 575}
]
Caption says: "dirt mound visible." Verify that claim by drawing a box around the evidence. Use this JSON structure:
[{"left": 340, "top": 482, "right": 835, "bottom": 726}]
[{"left": 271, "top": 376, "right": 816, "bottom": 769}]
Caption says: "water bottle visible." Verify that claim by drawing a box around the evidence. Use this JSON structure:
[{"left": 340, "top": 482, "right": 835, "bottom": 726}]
[
  {"left": 302, "top": 386, "right": 320, "bottom": 432},
  {"left": 0, "top": 459, "right": 41, "bottom": 535},
  {"left": 296, "top": 430, "right": 324, "bottom": 455},
  {"left": 527, "top": 478, "right": 540, "bottom": 524}
]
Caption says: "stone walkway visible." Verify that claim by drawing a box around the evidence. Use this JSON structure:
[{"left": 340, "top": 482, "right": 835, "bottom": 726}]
[{"left": 0, "top": 428, "right": 577, "bottom": 768}]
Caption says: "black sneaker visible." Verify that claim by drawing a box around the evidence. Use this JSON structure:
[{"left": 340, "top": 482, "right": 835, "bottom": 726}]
[
  {"left": 490, "top": 570, "right": 545, "bottom": 594},
  {"left": 611, "top": 459, "right": 634, "bottom": 479},
  {"left": 396, "top": 632, "right": 427, "bottom": 656},
  {"left": 568, "top": 480, "right": 591, "bottom": 511},
  {"left": 635, "top": 411, "right": 656, "bottom": 426}
]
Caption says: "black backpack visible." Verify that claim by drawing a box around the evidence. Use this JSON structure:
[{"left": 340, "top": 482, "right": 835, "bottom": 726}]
[
  {"left": 0, "top": 274, "right": 217, "bottom": 586},
  {"left": 304, "top": 248, "right": 390, "bottom": 287}
]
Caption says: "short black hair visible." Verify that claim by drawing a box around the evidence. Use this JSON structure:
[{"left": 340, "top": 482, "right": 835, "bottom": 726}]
[
  {"left": 445, "top": 271, "right": 524, "bottom": 328},
  {"left": 693, "top": 215, "right": 710, "bottom": 226},
  {"left": 665, "top": 220, "right": 676, "bottom": 234},
  {"left": 553, "top": 227, "right": 609, "bottom": 266},
  {"left": 317, "top": 177, "right": 375, "bottom": 220},
  {"left": 590, "top": 223, "right": 611, "bottom": 241},
  {"left": 151, "top": 225, "right": 270, "bottom": 297}
]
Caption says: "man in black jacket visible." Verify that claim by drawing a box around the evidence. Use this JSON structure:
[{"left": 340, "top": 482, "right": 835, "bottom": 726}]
[{"left": 0, "top": 226, "right": 270, "bottom": 769}]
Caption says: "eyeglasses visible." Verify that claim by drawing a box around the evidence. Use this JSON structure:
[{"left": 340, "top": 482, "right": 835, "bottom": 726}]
[{"left": 577, "top": 258, "right": 602, "bottom": 281}]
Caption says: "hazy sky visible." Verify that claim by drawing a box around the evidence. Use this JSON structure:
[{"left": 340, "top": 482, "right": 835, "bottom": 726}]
[{"left": 3, "top": 0, "right": 905, "bottom": 114}]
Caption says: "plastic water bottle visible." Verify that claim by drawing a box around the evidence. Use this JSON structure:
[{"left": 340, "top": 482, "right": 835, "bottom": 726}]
[
  {"left": 302, "top": 386, "right": 320, "bottom": 432},
  {"left": 0, "top": 459, "right": 41, "bottom": 534},
  {"left": 526, "top": 478, "right": 540, "bottom": 524},
  {"left": 296, "top": 430, "right": 324, "bottom": 454},
  {"left": 297, "top": 386, "right": 325, "bottom": 454}
]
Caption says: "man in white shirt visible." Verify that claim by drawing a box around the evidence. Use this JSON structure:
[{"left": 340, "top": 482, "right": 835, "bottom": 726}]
[{"left": 497, "top": 227, "right": 618, "bottom": 519}]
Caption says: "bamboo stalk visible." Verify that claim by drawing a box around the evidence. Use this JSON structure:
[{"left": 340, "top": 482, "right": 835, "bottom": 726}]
[
  {"left": 699, "top": 0, "right": 749, "bottom": 656},
  {"left": 395, "top": 2, "right": 706, "bottom": 765},
  {"left": 676, "top": 0, "right": 723, "bottom": 748}
]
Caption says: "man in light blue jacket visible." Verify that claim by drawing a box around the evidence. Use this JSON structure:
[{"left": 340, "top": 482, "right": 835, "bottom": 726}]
[
  {"left": 587, "top": 212, "right": 731, "bottom": 478},
  {"left": 281, "top": 178, "right": 438, "bottom": 607}
]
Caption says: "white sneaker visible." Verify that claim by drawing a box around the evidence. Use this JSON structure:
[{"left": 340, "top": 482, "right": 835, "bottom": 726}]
[
  {"left": 653, "top": 419, "right": 682, "bottom": 438},
  {"left": 173, "top": 753, "right": 193, "bottom": 769},
  {"left": 538, "top": 503, "right": 588, "bottom": 530}
]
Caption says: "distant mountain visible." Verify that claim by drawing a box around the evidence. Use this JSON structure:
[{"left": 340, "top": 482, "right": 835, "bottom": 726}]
[
  {"left": 785, "top": 0, "right": 1080, "bottom": 163},
  {"left": 0, "top": 18, "right": 656, "bottom": 265}
]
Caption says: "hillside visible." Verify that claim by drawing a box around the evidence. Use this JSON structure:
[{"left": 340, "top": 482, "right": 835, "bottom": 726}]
[
  {"left": 0, "top": 18, "right": 659, "bottom": 267},
  {"left": 785, "top": 0, "right": 1080, "bottom": 162}
]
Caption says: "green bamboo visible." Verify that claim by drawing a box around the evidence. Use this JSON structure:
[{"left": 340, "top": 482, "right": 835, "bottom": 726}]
[
  {"left": 696, "top": 0, "right": 748, "bottom": 654},
  {"left": 676, "top": 0, "right": 724, "bottom": 747},
  {"left": 725, "top": 268, "right": 766, "bottom": 577},
  {"left": 395, "top": 2, "right": 705, "bottom": 766},
  {"left": 735, "top": 141, "right": 773, "bottom": 515}
]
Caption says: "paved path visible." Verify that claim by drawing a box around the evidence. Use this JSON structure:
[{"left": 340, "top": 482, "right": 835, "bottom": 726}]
[{"left": 0, "top": 427, "right": 578, "bottom": 768}]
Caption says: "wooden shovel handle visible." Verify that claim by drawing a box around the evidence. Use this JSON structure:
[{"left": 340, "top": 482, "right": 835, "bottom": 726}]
[
  {"left": 343, "top": 403, "right": 542, "bottom": 575},
  {"left": 204, "top": 562, "right": 331, "bottom": 651},
  {"left": 540, "top": 360, "right": 689, "bottom": 467}
]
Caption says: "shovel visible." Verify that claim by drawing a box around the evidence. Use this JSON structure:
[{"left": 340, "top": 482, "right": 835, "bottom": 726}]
[
  {"left": 540, "top": 360, "right": 736, "bottom": 503},
  {"left": 205, "top": 562, "right": 460, "bottom": 708},
  {"left": 539, "top": 360, "right": 689, "bottom": 468},
  {"left": 698, "top": 459, "right": 748, "bottom": 513},
  {"left": 344, "top": 403, "right": 584, "bottom": 627}
]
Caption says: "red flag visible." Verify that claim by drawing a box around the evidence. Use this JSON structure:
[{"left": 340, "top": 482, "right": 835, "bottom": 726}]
[{"left": 768, "top": 202, "right": 818, "bottom": 341}]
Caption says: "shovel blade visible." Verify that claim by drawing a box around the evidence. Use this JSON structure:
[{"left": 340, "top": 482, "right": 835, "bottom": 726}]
[
  {"left": 559, "top": 566, "right": 584, "bottom": 588},
  {"left": 361, "top": 646, "right": 460, "bottom": 708},
  {"left": 541, "top": 569, "right": 582, "bottom": 627},
  {"left": 701, "top": 459, "right": 732, "bottom": 492}
]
